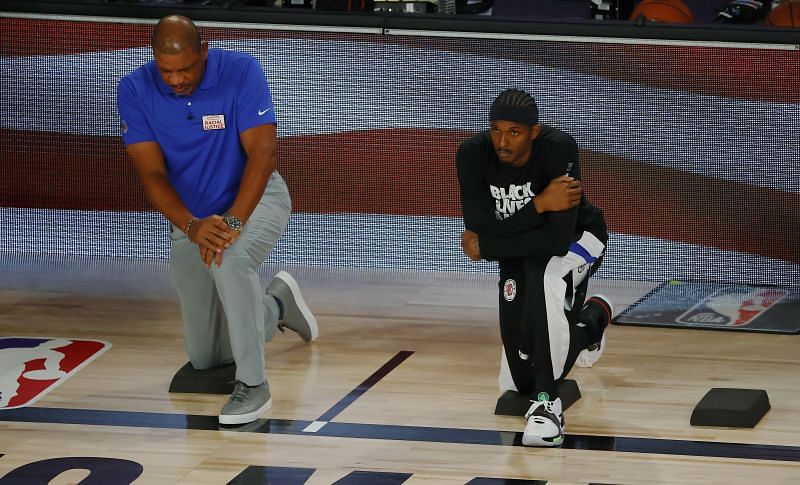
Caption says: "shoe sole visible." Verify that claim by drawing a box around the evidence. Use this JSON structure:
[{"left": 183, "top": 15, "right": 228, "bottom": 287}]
[
  {"left": 522, "top": 434, "right": 564, "bottom": 447},
  {"left": 274, "top": 271, "right": 319, "bottom": 342},
  {"left": 218, "top": 397, "right": 272, "bottom": 426},
  {"left": 576, "top": 334, "right": 605, "bottom": 368}
]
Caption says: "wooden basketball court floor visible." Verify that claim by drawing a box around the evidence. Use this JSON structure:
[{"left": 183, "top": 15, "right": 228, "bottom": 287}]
[{"left": 0, "top": 254, "right": 798, "bottom": 484}]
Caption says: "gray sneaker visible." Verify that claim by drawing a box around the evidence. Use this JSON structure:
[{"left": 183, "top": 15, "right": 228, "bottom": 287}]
[
  {"left": 266, "top": 271, "right": 319, "bottom": 342},
  {"left": 218, "top": 380, "right": 271, "bottom": 425}
]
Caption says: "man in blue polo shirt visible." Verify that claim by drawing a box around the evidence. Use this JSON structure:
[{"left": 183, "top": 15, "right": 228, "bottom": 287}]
[{"left": 117, "top": 15, "right": 319, "bottom": 425}]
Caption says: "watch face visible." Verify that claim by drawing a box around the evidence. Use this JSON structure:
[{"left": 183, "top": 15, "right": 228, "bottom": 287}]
[{"left": 224, "top": 216, "right": 243, "bottom": 231}]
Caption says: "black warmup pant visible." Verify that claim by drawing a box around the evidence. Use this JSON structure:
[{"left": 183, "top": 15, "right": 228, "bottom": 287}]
[{"left": 497, "top": 231, "right": 605, "bottom": 400}]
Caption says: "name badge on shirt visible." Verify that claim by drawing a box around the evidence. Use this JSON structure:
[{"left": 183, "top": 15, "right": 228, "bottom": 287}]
[{"left": 202, "top": 114, "right": 226, "bottom": 131}]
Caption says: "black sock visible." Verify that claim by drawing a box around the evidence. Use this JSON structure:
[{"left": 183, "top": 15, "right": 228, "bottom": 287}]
[
  {"left": 273, "top": 296, "right": 285, "bottom": 321},
  {"left": 577, "top": 299, "right": 608, "bottom": 343}
]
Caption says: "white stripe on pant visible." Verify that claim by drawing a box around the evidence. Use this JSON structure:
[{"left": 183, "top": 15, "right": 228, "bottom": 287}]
[{"left": 498, "top": 231, "right": 605, "bottom": 394}]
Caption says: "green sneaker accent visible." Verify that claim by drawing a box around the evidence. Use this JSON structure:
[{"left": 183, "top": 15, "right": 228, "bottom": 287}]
[{"left": 537, "top": 391, "right": 550, "bottom": 402}]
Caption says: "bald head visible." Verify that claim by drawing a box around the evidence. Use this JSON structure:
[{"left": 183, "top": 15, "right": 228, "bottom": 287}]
[{"left": 152, "top": 15, "right": 201, "bottom": 54}]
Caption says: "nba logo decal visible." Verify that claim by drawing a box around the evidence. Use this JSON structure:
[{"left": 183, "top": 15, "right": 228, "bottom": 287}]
[
  {"left": 503, "top": 279, "right": 517, "bottom": 302},
  {"left": 0, "top": 337, "right": 111, "bottom": 409},
  {"left": 676, "top": 287, "right": 787, "bottom": 327}
]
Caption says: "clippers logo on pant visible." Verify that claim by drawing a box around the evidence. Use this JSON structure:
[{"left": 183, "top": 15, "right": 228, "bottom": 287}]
[
  {"left": 0, "top": 337, "right": 111, "bottom": 409},
  {"left": 503, "top": 278, "right": 517, "bottom": 302},
  {"left": 676, "top": 287, "right": 787, "bottom": 326}
]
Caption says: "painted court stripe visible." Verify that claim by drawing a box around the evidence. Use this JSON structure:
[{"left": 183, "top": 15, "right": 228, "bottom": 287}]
[
  {"left": 316, "top": 350, "right": 414, "bottom": 423},
  {"left": 2, "top": 407, "right": 800, "bottom": 463},
  {"left": 302, "top": 420, "right": 328, "bottom": 433}
]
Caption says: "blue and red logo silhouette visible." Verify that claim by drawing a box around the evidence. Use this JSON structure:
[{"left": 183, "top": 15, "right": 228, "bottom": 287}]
[
  {"left": 676, "top": 287, "right": 787, "bottom": 327},
  {"left": 0, "top": 337, "right": 111, "bottom": 409}
]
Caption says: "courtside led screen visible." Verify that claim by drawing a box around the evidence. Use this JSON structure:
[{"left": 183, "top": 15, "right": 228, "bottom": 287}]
[{"left": 1, "top": 17, "right": 798, "bottom": 286}]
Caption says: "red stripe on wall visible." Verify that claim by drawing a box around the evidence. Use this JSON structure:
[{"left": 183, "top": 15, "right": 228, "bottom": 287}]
[
  {"left": 580, "top": 150, "right": 800, "bottom": 264},
  {"left": 1, "top": 128, "right": 797, "bottom": 262},
  {"left": 399, "top": 40, "right": 800, "bottom": 104},
  {"left": 0, "top": 18, "right": 366, "bottom": 57},
  {"left": 2, "top": 18, "right": 797, "bottom": 103}
]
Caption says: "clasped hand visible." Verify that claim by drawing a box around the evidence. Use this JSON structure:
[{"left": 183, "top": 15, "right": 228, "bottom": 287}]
[
  {"left": 535, "top": 175, "right": 582, "bottom": 212},
  {"left": 188, "top": 215, "right": 240, "bottom": 267},
  {"left": 461, "top": 230, "right": 481, "bottom": 261}
]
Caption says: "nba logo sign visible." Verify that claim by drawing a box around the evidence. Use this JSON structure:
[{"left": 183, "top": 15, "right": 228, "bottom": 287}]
[
  {"left": 676, "top": 287, "right": 787, "bottom": 327},
  {"left": 0, "top": 337, "right": 111, "bottom": 410}
]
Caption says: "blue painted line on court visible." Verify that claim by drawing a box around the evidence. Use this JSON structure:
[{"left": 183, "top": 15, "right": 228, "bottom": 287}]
[
  {"left": 467, "top": 478, "right": 547, "bottom": 484},
  {"left": 229, "top": 465, "right": 316, "bottom": 485},
  {"left": 315, "top": 350, "right": 415, "bottom": 423},
  {"left": 2, "top": 406, "right": 800, "bottom": 463},
  {"left": 0, "top": 407, "right": 308, "bottom": 434}
]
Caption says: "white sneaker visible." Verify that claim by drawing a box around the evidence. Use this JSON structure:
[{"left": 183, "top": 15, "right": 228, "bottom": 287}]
[
  {"left": 522, "top": 397, "right": 564, "bottom": 447},
  {"left": 575, "top": 294, "right": 613, "bottom": 368}
]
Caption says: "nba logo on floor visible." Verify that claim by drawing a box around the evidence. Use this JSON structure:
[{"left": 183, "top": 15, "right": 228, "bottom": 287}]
[
  {"left": 0, "top": 337, "right": 111, "bottom": 409},
  {"left": 676, "top": 287, "right": 787, "bottom": 327}
]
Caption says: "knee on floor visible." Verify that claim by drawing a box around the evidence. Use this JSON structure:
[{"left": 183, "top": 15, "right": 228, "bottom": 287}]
[{"left": 188, "top": 353, "right": 226, "bottom": 371}]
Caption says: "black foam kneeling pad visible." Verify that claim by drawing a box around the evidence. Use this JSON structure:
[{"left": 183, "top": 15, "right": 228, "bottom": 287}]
[
  {"left": 169, "top": 362, "right": 236, "bottom": 394},
  {"left": 690, "top": 388, "right": 770, "bottom": 428},
  {"left": 494, "top": 379, "right": 581, "bottom": 416}
]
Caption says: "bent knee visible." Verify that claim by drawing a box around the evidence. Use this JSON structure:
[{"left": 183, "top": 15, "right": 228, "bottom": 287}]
[{"left": 211, "top": 253, "right": 253, "bottom": 278}]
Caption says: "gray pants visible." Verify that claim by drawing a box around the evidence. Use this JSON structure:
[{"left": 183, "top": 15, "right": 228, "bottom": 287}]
[{"left": 169, "top": 172, "right": 292, "bottom": 386}]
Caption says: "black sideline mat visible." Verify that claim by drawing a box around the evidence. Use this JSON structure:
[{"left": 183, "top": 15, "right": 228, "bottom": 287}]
[{"left": 614, "top": 280, "right": 800, "bottom": 334}]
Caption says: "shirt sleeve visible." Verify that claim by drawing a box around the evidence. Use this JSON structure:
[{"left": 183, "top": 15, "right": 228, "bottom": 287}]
[
  {"left": 236, "top": 57, "right": 277, "bottom": 133},
  {"left": 455, "top": 141, "right": 546, "bottom": 237},
  {"left": 480, "top": 207, "right": 579, "bottom": 259},
  {"left": 117, "top": 76, "right": 156, "bottom": 145}
]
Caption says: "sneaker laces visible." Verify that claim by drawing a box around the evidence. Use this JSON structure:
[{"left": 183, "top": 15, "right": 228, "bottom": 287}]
[
  {"left": 525, "top": 400, "right": 560, "bottom": 420},
  {"left": 229, "top": 381, "right": 249, "bottom": 403}
]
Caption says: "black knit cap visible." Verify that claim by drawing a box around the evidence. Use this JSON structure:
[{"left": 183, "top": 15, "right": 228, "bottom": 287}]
[{"left": 489, "top": 88, "right": 539, "bottom": 126}]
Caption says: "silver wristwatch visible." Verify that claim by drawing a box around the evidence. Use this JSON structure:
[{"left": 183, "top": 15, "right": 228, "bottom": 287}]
[{"left": 223, "top": 215, "right": 243, "bottom": 232}]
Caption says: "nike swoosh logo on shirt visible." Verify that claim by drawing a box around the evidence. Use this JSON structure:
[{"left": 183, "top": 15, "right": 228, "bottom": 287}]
[{"left": 258, "top": 108, "right": 271, "bottom": 116}]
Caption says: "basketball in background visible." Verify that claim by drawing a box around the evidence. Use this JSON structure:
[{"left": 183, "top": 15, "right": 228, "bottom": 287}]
[
  {"left": 630, "top": 0, "right": 695, "bottom": 23},
  {"left": 765, "top": 1, "right": 800, "bottom": 27}
]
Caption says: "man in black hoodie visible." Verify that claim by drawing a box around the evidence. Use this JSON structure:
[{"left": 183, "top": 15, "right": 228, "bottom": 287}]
[{"left": 456, "top": 89, "right": 613, "bottom": 447}]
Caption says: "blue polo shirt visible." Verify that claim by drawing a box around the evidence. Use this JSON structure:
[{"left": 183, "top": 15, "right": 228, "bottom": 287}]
[{"left": 117, "top": 49, "right": 277, "bottom": 218}]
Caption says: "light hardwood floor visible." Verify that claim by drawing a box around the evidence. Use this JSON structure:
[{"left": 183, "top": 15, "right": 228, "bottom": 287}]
[{"left": 0, "top": 257, "right": 798, "bottom": 484}]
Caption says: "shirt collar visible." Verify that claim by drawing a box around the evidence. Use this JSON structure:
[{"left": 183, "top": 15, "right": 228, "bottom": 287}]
[{"left": 196, "top": 49, "right": 218, "bottom": 92}]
